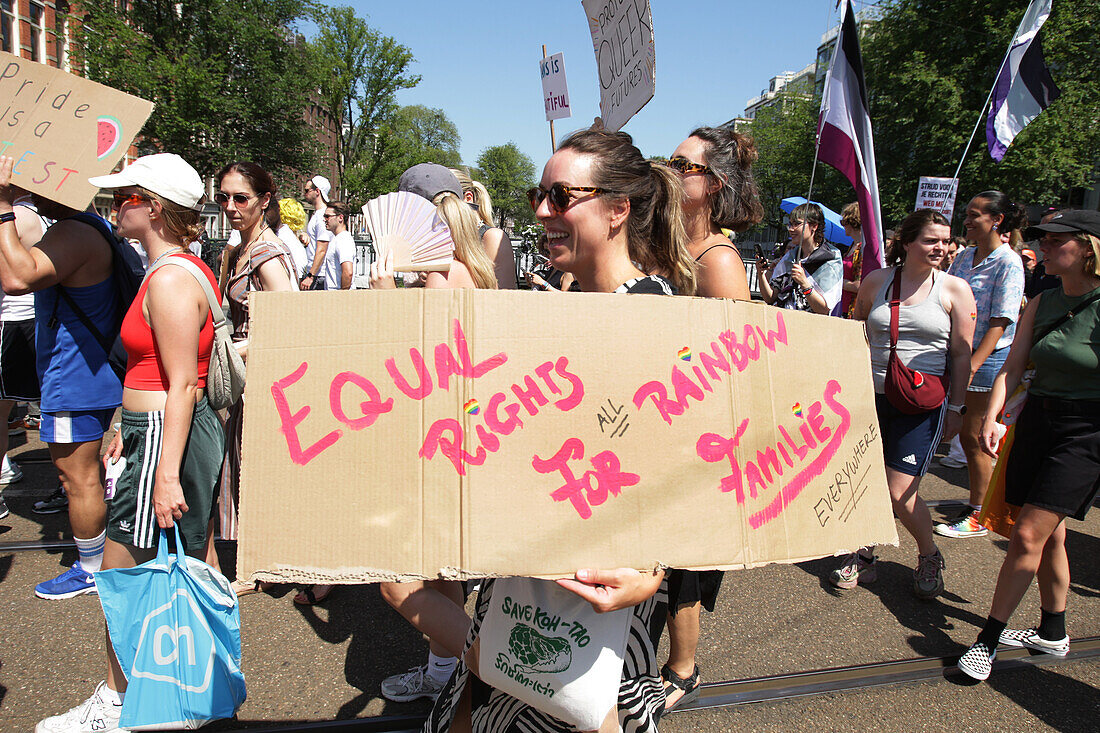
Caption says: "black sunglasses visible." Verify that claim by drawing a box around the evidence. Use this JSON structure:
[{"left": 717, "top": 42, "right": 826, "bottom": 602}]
[
  {"left": 527, "top": 183, "right": 610, "bottom": 213},
  {"left": 214, "top": 192, "right": 254, "bottom": 206}
]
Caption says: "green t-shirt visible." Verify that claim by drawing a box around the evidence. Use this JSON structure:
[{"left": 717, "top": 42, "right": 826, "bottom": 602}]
[{"left": 1029, "top": 285, "right": 1100, "bottom": 400}]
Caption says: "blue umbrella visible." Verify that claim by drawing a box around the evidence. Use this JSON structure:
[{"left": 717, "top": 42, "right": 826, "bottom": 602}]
[{"left": 780, "top": 196, "right": 855, "bottom": 251}]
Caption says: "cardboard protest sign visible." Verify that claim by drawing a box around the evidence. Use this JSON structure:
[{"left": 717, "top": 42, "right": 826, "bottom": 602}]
[
  {"left": 915, "top": 177, "right": 959, "bottom": 219},
  {"left": 540, "top": 52, "right": 572, "bottom": 122},
  {"left": 238, "top": 290, "right": 896, "bottom": 583},
  {"left": 0, "top": 51, "right": 153, "bottom": 210},
  {"left": 581, "top": 0, "right": 655, "bottom": 132}
]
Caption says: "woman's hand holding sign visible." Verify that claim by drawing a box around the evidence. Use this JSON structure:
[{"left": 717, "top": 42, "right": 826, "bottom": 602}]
[{"left": 557, "top": 567, "right": 665, "bottom": 614}]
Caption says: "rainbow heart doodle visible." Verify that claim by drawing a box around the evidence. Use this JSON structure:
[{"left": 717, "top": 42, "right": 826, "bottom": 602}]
[
  {"left": 463, "top": 399, "right": 480, "bottom": 415},
  {"left": 677, "top": 347, "right": 691, "bottom": 361}
]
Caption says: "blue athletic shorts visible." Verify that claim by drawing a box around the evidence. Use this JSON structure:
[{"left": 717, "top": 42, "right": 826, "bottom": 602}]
[
  {"left": 875, "top": 393, "right": 946, "bottom": 477},
  {"left": 969, "top": 345, "right": 1010, "bottom": 392},
  {"left": 40, "top": 408, "right": 116, "bottom": 444}
]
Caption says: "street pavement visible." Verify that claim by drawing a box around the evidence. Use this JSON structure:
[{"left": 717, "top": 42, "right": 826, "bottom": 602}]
[{"left": 1, "top": 426, "right": 1097, "bottom": 731}]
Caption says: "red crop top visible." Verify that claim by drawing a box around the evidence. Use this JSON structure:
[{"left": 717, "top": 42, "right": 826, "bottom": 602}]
[{"left": 121, "top": 253, "right": 220, "bottom": 391}]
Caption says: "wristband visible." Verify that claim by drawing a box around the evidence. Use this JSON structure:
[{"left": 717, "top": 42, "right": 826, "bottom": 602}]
[
  {"left": 802, "top": 286, "right": 814, "bottom": 296},
  {"left": 947, "top": 403, "right": 967, "bottom": 415},
  {"left": 0, "top": 211, "right": 15, "bottom": 224}
]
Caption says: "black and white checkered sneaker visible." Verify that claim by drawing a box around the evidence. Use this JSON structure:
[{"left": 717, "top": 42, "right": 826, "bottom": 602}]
[
  {"left": 999, "top": 627, "right": 1070, "bottom": 657},
  {"left": 957, "top": 641, "right": 996, "bottom": 681}
]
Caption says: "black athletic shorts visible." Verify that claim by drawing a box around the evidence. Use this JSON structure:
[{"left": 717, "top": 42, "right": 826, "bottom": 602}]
[
  {"left": 0, "top": 319, "right": 40, "bottom": 400},
  {"left": 1006, "top": 397, "right": 1100, "bottom": 521}
]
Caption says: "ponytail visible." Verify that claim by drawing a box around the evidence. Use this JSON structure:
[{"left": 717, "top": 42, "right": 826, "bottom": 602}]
[
  {"left": 975, "top": 190, "right": 1027, "bottom": 232},
  {"left": 647, "top": 162, "right": 696, "bottom": 295}
]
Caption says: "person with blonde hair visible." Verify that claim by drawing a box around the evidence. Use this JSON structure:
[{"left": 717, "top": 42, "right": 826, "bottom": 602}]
[
  {"left": 277, "top": 197, "right": 309, "bottom": 276},
  {"left": 451, "top": 168, "right": 517, "bottom": 289},
  {"left": 368, "top": 163, "right": 497, "bottom": 703}
]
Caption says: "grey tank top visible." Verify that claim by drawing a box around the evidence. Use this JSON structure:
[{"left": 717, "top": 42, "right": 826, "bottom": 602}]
[{"left": 866, "top": 268, "right": 951, "bottom": 394}]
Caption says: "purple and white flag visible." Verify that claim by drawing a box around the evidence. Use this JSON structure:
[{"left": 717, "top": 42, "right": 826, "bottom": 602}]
[
  {"left": 986, "top": 0, "right": 1061, "bottom": 161},
  {"left": 817, "top": 0, "right": 884, "bottom": 278}
]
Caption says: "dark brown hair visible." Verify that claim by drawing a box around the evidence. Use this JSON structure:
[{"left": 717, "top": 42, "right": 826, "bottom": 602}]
[
  {"left": 789, "top": 202, "right": 825, "bottom": 246},
  {"left": 216, "top": 161, "right": 282, "bottom": 229},
  {"left": 886, "top": 209, "right": 950, "bottom": 266},
  {"left": 688, "top": 126, "right": 763, "bottom": 233},
  {"left": 558, "top": 129, "right": 696, "bottom": 294},
  {"left": 327, "top": 200, "right": 350, "bottom": 220}
]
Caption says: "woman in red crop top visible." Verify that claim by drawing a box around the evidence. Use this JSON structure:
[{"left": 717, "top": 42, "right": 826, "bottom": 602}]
[{"left": 36, "top": 154, "right": 230, "bottom": 732}]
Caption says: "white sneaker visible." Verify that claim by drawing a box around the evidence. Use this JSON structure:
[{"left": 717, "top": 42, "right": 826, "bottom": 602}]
[
  {"left": 937, "top": 455, "right": 967, "bottom": 469},
  {"left": 957, "top": 641, "right": 996, "bottom": 681},
  {"left": 999, "top": 627, "right": 1070, "bottom": 657},
  {"left": 0, "top": 459, "right": 22, "bottom": 485},
  {"left": 381, "top": 663, "right": 446, "bottom": 702},
  {"left": 36, "top": 681, "right": 127, "bottom": 733}
]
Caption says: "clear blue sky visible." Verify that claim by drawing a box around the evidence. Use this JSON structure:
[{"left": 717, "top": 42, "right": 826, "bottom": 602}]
[{"left": 318, "top": 1, "right": 853, "bottom": 173}]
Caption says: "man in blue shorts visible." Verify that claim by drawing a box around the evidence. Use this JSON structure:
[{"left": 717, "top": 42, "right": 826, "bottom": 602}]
[{"left": 0, "top": 180, "right": 123, "bottom": 599}]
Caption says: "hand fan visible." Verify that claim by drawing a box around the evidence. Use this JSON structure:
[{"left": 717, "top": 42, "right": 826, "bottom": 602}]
[{"left": 361, "top": 192, "right": 455, "bottom": 272}]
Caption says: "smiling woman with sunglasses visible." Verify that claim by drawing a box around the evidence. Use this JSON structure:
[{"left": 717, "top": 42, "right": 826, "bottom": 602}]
[
  {"left": 652, "top": 125, "right": 762, "bottom": 714},
  {"left": 214, "top": 161, "right": 298, "bottom": 590},
  {"left": 424, "top": 129, "right": 692, "bottom": 733}
]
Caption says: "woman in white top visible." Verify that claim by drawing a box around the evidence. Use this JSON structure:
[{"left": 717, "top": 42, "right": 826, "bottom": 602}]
[{"left": 830, "top": 209, "right": 975, "bottom": 599}]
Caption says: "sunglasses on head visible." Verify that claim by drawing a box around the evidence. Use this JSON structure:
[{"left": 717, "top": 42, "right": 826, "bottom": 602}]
[
  {"left": 665, "top": 156, "right": 711, "bottom": 175},
  {"left": 112, "top": 192, "right": 150, "bottom": 209},
  {"left": 527, "top": 183, "right": 609, "bottom": 213},
  {"left": 214, "top": 192, "right": 255, "bottom": 206}
]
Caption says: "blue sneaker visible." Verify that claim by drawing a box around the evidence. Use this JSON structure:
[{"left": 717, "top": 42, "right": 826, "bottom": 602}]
[{"left": 35, "top": 562, "right": 97, "bottom": 600}]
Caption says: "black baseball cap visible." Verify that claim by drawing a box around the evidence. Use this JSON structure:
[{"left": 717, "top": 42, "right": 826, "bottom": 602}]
[{"left": 1025, "top": 209, "right": 1100, "bottom": 239}]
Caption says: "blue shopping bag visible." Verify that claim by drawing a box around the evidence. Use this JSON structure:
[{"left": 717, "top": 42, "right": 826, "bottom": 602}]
[{"left": 97, "top": 526, "right": 246, "bottom": 730}]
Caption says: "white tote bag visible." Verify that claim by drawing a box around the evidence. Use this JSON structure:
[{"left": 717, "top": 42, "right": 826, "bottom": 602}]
[{"left": 477, "top": 577, "right": 630, "bottom": 731}]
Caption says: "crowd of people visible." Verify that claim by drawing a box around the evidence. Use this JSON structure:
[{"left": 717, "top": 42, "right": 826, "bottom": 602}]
[{"left": 0, "top": 118, "right": 1097, "bottom": 731}]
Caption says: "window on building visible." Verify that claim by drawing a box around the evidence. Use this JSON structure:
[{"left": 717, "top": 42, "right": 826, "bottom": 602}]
[
  {"left": 56, "top": 1, "right": 72, "bottom": 70},
  {"left": 1, "top": 0, "right": 15, "bottom": 55},
  {"left": 29, "top": 2, "right": 46, "bottom": 63}
]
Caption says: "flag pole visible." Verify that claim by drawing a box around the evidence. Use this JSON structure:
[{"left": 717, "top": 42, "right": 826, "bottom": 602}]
[{"left": 948, "top": 15, "right": 1021, "bottom": 209}]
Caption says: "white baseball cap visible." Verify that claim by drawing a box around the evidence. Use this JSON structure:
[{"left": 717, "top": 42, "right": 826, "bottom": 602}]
[
  {"left": 89, "top": 153, "right": 205, "bottom": 210},
  {"left": 311, "top": 175, "right": 331, "bottom": 203}
]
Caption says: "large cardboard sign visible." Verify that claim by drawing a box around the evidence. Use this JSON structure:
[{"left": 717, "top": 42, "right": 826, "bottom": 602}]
[
  {"left": 238, "top": 291, "right": 896, "bottom": 583},
  {"left": 540, "top": 52, "right": 572, "bottom": 122},
  {"left": 0, "top": 51, "right": 154, "bottom": 210},
  {"left": 581, "top": 0, "right": 655, "bottom": 132},
  {"left": 915, "top": 177, "right": 959, "bottom": 219}
]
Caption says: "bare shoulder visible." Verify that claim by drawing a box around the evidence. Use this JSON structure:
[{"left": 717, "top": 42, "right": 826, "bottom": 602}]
[{"left": 861, "top": 266, "right": 891, "bottom": 289}]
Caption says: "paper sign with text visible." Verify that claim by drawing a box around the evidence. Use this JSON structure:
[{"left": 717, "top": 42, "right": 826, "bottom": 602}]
[
  {"left": 581, "top": 0, "right": 655, "bottom": 132},
  {"left": 915, "top": 177, "right": 959, "bottom": 219},
  {"left": 540, "top": 52, "right": 572, "bottom": 122},
  {"left": 238, "top": 290, "right": 896, "bottom": 583},
  {"left": 0, "top": 51, "right": 154, "bottom": 210}
]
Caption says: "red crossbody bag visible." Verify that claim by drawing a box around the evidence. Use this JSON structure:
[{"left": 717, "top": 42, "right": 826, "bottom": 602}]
[{"left": 884, "top": 268, "right": 950, "bottom": 414}]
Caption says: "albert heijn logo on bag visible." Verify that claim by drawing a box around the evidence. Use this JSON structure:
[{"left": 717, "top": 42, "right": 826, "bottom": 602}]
[{"left": 130, "top": 588, "right": 218, "bottom": 693}]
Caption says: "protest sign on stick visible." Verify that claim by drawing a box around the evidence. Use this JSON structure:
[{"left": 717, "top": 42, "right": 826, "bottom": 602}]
[
  {"left": 0, "top": 51, "right": 154, "bottom": 210},
  {"left": 580, "top": 0, "right": 655, "bottom": 132},
  {"left": 238, "top": 290, "right": 897, "bottom": 583},
  {"left": 915, "top": 177, "right": 959, "bottom": 219},
  {"left": 541, "top": 52, "right": 572, "bottom": 122}
]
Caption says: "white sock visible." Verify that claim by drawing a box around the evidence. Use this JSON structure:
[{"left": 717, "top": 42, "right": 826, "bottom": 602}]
[
  {"left": 75, "top": 530, "right": 107, "bottom": 572},
  {"left": 99, "top": 683, "right": 123, "bottom": 706},
  {"left": 427, "top": 651, "right": 457, "bottom": 683},
  {"left": 968, "top": 504, "right": 981, "bottom": 513},
  {"left": 2, "top": 454, "right": 11, "bottom": 471}
]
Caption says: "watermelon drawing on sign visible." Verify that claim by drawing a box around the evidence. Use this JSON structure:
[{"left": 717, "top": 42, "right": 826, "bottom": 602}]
[{"left": 96, "top": 116, "right": 123, "bottom": 160}]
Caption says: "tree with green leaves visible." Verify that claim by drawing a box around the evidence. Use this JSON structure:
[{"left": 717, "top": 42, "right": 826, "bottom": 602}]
[
  {"left": 73, "top": 0, "right": 318, "bottom": 178},
  {"left": 745, "top": 93, "right": 849, "bottom": 231},
  {"left": 476, "top": 143, "right": 537, "bottom": 230},
  {"left": 862, "top": 0, "right": 1099, "bottom": 222},
  {"left": 342, "top": 104, "right": 462, "bottom": 206},
  {"left": 308, "top": 4, "right": 419, "bottom": 189}
]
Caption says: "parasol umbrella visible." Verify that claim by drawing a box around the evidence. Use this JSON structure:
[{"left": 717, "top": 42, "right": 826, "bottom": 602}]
[{"left": 780, "top": 196, "right": 855, "bottom": 252}]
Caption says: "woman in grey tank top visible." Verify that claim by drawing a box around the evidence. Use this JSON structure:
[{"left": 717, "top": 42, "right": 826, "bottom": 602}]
[{"left": 828, "top": 209, "right": 976, "bottom": 600}]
